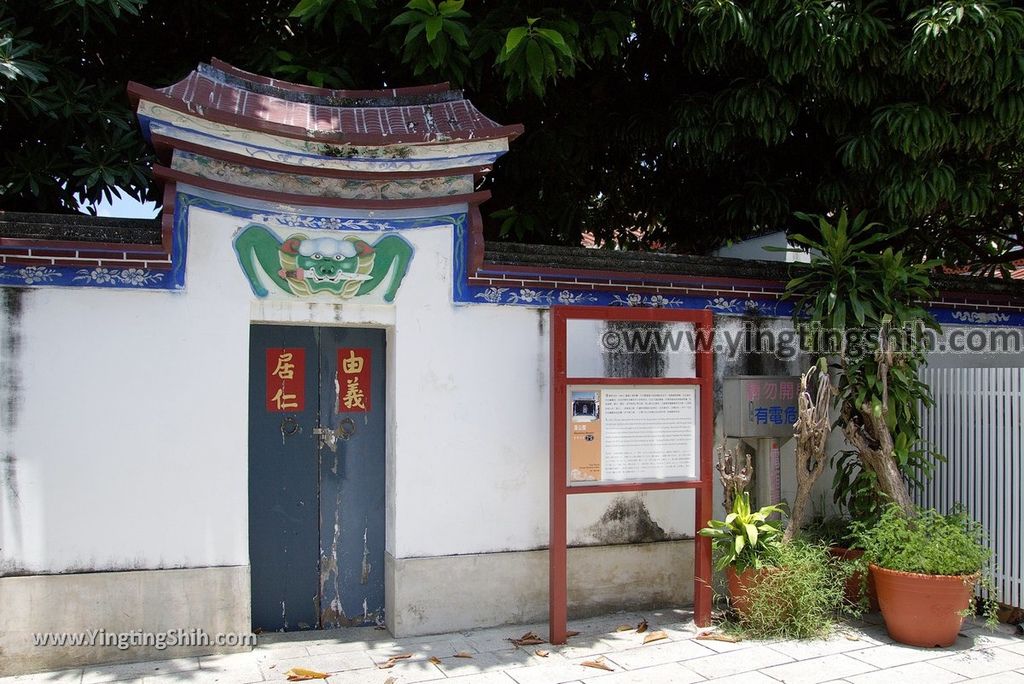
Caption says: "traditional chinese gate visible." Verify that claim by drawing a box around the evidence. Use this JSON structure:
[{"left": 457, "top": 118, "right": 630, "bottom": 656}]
[{"left": 249, "top": 324, "right": 386, "bottom": 632}]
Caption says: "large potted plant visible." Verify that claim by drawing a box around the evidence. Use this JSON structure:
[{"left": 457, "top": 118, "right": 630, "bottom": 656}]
[
  {"left": 854, "top": 505, "right": 995, "bottom": 647},
  {"left": 779, "top": 210, "right": 943, "bottom": 517},
  {"left": 699, "top": 492, "right": 784, "bottom": 617}
]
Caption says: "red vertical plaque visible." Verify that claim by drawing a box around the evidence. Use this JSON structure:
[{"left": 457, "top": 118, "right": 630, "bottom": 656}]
[
  {"left": 266, "top": 348, "right": 306, "bottom": 412},
  {"left": 338, "top": 348, "right": 371, "bottom": 413}
]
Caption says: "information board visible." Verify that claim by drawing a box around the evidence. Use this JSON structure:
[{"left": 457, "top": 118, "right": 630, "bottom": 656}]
[
  {"left": 550, "top": 305, "right": 714, "bottom": 642},
  {"left": 568, "top": 385, "right": 699, "bottom": 485}
]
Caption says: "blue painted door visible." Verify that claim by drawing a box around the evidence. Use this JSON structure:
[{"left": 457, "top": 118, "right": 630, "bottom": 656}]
[{"left": 249, "top": 325, "right": 386, "bottom": 632}]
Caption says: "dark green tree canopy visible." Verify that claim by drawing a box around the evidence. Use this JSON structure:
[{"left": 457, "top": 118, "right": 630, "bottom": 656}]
[{"left": 3, "top": 0, "right": 1024, "bottom": 266}]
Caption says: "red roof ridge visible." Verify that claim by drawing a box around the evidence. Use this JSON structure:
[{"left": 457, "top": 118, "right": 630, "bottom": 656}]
[{"left": 209, "top": 58, "right": 451, "bottom": 100}]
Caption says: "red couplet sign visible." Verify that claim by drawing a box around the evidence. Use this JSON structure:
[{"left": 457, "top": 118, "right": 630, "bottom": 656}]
[
  {"left": 338, "top": 348, "right": 371, "bottom": 413},
  {"left": 266, "top": 348, "right": 306, "bottom": 412}
]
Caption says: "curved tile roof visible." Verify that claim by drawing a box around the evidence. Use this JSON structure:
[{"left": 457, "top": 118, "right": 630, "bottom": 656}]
[{"left": 129, "top": 60, "right": 522, "bottom": 145}]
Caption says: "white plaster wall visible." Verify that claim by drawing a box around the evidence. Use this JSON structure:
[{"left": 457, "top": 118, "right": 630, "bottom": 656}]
[
  {"left": 0, "top": 202, "right": 692, "bottom": 575},
  {"left": 360, "top": 221, "right": 692, "bottom": 558},
  {"left": 1, "top": 208, "right": 252, "bottom": 573}
]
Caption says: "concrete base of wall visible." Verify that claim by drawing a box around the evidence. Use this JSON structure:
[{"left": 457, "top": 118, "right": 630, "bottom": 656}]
[
  {"left": 385, "top": 540, "right": 694, "bottom": 637},
  {"left": 0, "top": 565, "right": 251, "bottom": 676}
]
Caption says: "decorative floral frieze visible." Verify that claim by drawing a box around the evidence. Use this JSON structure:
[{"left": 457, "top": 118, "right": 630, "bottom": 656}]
[
  {"left": 610, "top": 293, "right": 687, "bottom": 308},
  {"left": 0, "top": 265, "right": 167, "bottom": 289},
  {"left": 474, "top": 287, "right": 601, "bottom": 306},
  {"left": 72, "top": 267, "right": 166, "bottom": 286},
  {"left": 0, "top": 265, "right": 63, "bottom": 285},
  {"left": 174, "top": 151, "right": 474, "bottom": 201},
  {"left": 950, "top": 310, "right": 1011, "bottom": 324},
  {"left": 706, "top": 297, "right": 776, "bottom": 315}
]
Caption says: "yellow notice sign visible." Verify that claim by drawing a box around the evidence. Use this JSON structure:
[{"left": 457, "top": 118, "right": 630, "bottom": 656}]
[{"left": 569, "top": 390, "right": 601, "bottom": 481}]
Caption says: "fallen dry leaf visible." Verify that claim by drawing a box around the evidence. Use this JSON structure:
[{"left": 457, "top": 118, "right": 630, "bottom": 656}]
[
  {"left": 636, "top": 618, "right": 648, "bottom": 633},
  {"left": 428, "top": 656, "right": 442, "bottom": 666},
  {"left": 534, "top": 649, "right": 550, "bottom": 657},
  {"left": 284, "top": 667, "right": 329, "bottom": 681},
  {"left": 454, "top": 651, "right": 474, "bottom": 658},
  {"left": 615, "top": 624, "right": 633, "bottom": 632},
  {"left": 580, "top": 657, "right": 614, "bottom": 671},
  {"left": 509, "top": 631, "right": 546, "bottom": 646},
  {"left": 696, "top": 631, "right": 741, "bottom": 643},
  {"left": 376, "top": 654, "right": 414, "bottom": 670},
  {"left": 383, "top": 678, "right": 395, "bottom": 684},
  {"left": 643, "top": 630, "right": 668, "bottom": 644},
  {"left": 565, "top": 630, "right": 580, "bottom": 638}
]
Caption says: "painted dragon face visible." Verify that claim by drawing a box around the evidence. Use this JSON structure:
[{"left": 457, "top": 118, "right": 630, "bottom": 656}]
[
  {"left": 234, "top": 223, "right": 414, "bottom": 302},
  {"left": 282, "top": 235, "right": 375, "bottom": 296}
]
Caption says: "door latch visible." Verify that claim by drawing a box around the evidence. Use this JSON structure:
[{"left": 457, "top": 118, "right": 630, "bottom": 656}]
[
  {"left": 313, "top": 425, "right": 339, "bottom": 452},
  {"left": 312, "top": 419, "right": 356, "bottom": 452}
]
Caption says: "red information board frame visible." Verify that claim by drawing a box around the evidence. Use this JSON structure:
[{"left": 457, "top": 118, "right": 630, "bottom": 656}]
[{"left": 549, "top": 305, "right": 714, "bottom": 643}]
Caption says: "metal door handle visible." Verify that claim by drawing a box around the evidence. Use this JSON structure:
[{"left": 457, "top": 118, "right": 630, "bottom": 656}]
[{"left": 281, "top": 416, "right": 300, "bottom": 437}]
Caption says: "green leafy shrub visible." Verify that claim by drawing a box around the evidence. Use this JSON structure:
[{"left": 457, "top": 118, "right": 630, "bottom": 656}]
[
  {"left": 801, "top": 513, "right": 856, "bottom": 548},
  {"left": 853, "top": 505, "right": 991, "bottom": 576},
  {"left": 738, "top": 541, "right": 850, "bottom": 639},
  {"left": 699, "top": 492, "right": 784, "bottom": 571}
]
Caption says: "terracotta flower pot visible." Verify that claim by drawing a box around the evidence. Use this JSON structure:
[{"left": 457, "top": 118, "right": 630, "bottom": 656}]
[
  {"left": 869, "top": 563, "right": 979, "bottom": 647},
  {"left": 829, "top": 546, "right": 879, "bottom": 611},
  {"left": 726, "top": 565, "right": 776, "bottom": 619}
]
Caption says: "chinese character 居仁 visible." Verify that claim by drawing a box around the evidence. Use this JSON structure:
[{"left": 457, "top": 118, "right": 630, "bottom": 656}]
[
  {"left": 272, "top": 352, "right": 295, "bottom": 380},
  {"left": 272, "top": 387, "right": 298, "bottom": 410}
]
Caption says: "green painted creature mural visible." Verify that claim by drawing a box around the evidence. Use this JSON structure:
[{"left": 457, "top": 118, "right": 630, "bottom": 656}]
[{"left": 233, "top": 224, "right": 414, "bottom": 301}]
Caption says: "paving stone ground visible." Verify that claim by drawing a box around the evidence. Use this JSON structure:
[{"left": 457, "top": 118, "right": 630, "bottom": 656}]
[{"left": 3, "top": 610, "right": 1023, "bottom": 684}]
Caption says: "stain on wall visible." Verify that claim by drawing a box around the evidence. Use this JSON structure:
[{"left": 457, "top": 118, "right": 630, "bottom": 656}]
[
  {"left": 536, "top": 309, "right": 548, "bottom": 396},
  {"left": 574, "top": 494, "right": 674, "bottom": 546},
  {"left": 602, "top": 321, "right": 667, "bottom": 378},
  {"left": 1, "top": 288, "right": 25, "bottom": 574},
  {"left": 713, "top": 312, "right": 805, "bottom": 415}
]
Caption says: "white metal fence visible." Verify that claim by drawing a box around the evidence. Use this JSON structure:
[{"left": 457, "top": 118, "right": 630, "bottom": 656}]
[{"left": 918, "top": 367, "right": 1023, "bottom": 609}]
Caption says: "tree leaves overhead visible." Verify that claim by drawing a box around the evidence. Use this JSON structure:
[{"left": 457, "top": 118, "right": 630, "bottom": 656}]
[
  {"left": 0, "top": 0, "right": 299, "bottom": 211},
  {"left": 1, "top": 0, "right": 1023, "bottom": 267}
]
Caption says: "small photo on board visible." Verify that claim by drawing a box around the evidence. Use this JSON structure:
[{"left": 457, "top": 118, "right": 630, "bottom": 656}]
[{"left": 571, "top": 391, "right": 599, "bottom": 422}]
